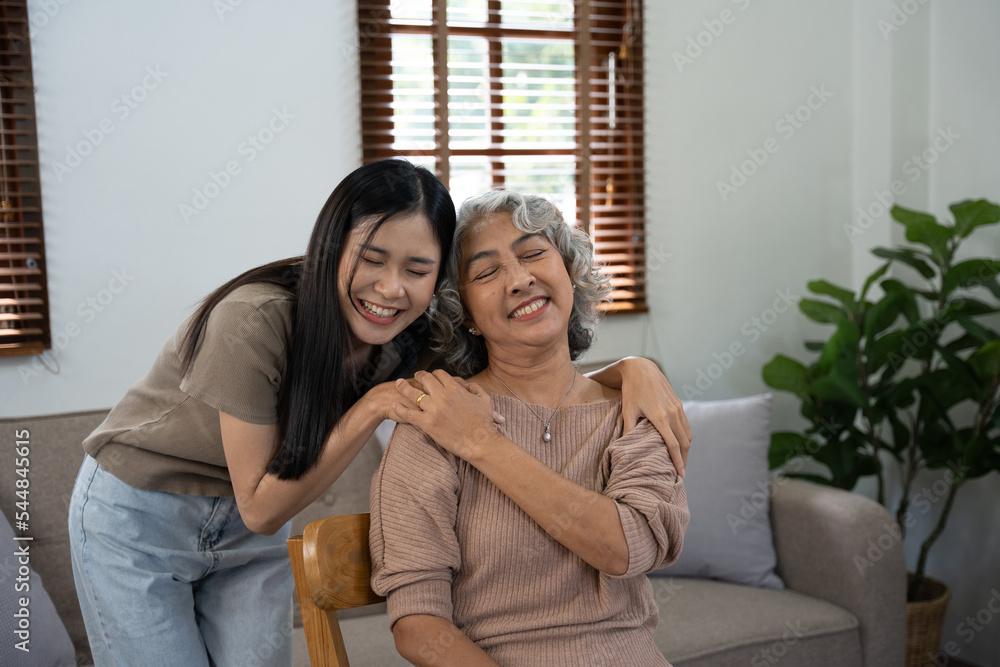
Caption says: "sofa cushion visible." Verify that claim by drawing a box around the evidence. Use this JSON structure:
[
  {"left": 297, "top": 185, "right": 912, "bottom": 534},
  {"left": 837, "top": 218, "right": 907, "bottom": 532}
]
[
  {"left": 291, "top": 579, "right": 863, "bottom": 667},
  {"left": 654, "top": 395, "right": 784, "bottom": 589},
  {"left": 0, "top": 512, "right": 77, "bottom": 667},
  {"left": 654, "top": 578, "right": 862, "bottom": 667},
  {"left": 0, "top": 410, "right": 108, "bottom": 666}
]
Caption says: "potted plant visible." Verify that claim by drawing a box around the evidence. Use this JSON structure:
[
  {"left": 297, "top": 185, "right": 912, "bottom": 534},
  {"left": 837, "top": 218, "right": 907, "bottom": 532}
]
[{"left": 761, "top": 199, "right": 1000, "bottom": 665}]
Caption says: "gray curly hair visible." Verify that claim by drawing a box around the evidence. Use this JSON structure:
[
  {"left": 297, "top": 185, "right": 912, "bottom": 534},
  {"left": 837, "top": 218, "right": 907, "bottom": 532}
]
[{"left": 430, "top": 190, "right": 612, "bottom": 377}]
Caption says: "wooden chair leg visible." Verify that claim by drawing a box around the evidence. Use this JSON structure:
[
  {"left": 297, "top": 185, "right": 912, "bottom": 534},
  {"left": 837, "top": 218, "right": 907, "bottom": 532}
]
[{"left": 288, "top": 535, "right": 352, "bottom": 667}]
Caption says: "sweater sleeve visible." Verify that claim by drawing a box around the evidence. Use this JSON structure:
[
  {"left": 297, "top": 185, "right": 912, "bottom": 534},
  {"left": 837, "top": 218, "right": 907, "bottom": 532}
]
[
  {"left": 602, "top": 419, "right": 689, "bottom": 578},
  {"left": 179, "top": 298, "right": 287, "bottom": 424},
  {"left": 369, "top": 423, "right": 462, "bottom": 629}
]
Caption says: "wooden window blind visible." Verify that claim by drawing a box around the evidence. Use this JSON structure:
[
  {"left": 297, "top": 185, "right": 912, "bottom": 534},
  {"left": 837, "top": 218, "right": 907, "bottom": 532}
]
[
  {"left": 358, "top": 0, "right": 646, "bottom": 312},
  {"left": 0, "top": 1, "right": 49, "bottom": 356}
]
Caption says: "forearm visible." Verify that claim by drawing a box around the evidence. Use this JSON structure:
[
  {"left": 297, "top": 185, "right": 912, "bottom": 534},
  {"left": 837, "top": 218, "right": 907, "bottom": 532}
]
[
  {"left": 584, "top": 357, "right": 631, "bottom": 388},
  {"left": 469, "top": 432, "right": 629, "bottom": 575},
  {"left": 393, "top": 615, "right": 499, "bottom": 667},
  {"left": 224, "top": 393, "right": 384, "bottom": 534}
]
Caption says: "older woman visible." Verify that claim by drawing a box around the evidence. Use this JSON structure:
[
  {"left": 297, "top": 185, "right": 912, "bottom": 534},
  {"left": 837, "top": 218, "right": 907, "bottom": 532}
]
[{"left": 370, "top": 191, "right": 689, "bottom": 666}]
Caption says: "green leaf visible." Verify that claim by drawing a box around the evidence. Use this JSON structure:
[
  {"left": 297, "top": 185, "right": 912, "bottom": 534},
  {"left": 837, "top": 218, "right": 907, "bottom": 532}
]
[
  {"left": 915, "top": 419, "right": 954, "bottom": 468},
  {"left": 811, "top": 372, "right": 868, "bottom": 409},
  {"left": 950, "top": 199, "right": 1000, "bottom": 238},
  {"left": 808, "top": 280, "right": 858, "bottom": 312},
  {"left": 868, "top": 330, "right": 908, "bottom": 374},
  {"left": 956, "top": 317, "right": 1000, "bottom": 345},
  {"left": 969, "top": 341, "right": 1000, "bottom": 381},
  {"left": 872, "top": 247, "right": 936, "bottom": 279},
  {"left": 860, "top": 262, "right": 891, "bottom": 301},
  {"left": 811, "top": 437, "right": 876, "bottom": 490},
  {"left": 892, "top": 205, "right": 954, "bottom": 264},
  {"left": 804, "top": 340, "right": 826, "bottom": 352},
  {"left": 799, "top": 298, "right": 846, "bottom": 324},
  {"left": 863, "top": 291, "right": 903, "bottom": 339},
  {"left": 762, "top": 355, "right": 810, "bottom": 399},
  {"left": 815, "top": 317, "right": 862, "bottom": 375},
  {"left": 881, "top": 279, "right": 921, "bottom": 323},
  {"left": 891, "top": 204, "right": 939, "bottom": 229},
  {"left": 886, "top": 411, "right": 911, "bottom": 454},
  {"left": 942, "top": 259, "right": 1000, "bottom": 296},
  {"left": 917, "top": 369, "right": 977, "bottom": 417},
  {"left": 768, "top": 432, "right": 814, "bottom": 469},
  {"left": 945, "top": 333, "right": 988, "bottom": 355},
  {"left": 896, "top": 319, "right": 942, "bottom": 361},
  {"left": 983, "top": 278, "right": 1000, "bottom": 300},
  {"left": 936, "top": 346, "right": 983, "bottom": 391},
  {"left": 950, "top": 298, "right": 1000, "bottom": 318}
]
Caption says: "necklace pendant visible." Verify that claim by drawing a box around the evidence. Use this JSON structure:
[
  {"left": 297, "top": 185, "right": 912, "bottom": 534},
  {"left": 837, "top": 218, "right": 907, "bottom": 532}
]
[{"left": 543, "top": 425, "right": 552, "bottom": 443}]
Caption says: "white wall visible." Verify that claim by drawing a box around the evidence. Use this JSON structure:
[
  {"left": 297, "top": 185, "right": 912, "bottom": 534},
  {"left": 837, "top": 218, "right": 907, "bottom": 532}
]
[
  {"left": 921, "top": 2, "right": 1000, "bottom": 665},
  {"left": 1, "top": 0, "right": 360, "bottom": 413},
  {"left": 3, "top": 1, "right": 998, "bottom": 664},
  {"left": 589, "top": 1, "right": 1000, "bottom": 665},
  {"left": 592, "top": 0, "right": 856, "bottom": 424}
]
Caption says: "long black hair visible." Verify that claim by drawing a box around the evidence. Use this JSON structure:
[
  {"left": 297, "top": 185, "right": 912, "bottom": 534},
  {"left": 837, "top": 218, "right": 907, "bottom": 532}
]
[{"left": 180, "top": 159, "right": 455, "bottom": 479}]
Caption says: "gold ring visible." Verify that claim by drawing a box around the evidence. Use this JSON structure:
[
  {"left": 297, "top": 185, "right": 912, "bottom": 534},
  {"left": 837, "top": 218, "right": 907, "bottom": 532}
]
[{"left": 416, "top": 393, "right": 427, "bottom": 408}]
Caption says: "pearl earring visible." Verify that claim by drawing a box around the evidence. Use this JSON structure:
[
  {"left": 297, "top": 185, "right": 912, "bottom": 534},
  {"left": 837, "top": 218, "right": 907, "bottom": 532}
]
[{"left": 468, "top": 326, "right": 478, "bottom": 335}]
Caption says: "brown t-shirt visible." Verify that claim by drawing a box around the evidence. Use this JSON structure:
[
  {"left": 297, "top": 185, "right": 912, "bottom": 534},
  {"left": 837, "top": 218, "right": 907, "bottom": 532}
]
[
  {"left": 83, "top": 283, "right": 405, "bottom": 497},
  {"left": 370, "top": 394, "right": 690, "bottom": 666}
]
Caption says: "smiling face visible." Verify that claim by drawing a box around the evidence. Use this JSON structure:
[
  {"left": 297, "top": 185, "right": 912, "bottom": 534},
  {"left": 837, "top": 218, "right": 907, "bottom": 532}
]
[
  {"left": 459, "top": 211, "right": 574, "bottom": 355},
  {"left": 338, "top": 212, "right": 442, "bottom": 352}
]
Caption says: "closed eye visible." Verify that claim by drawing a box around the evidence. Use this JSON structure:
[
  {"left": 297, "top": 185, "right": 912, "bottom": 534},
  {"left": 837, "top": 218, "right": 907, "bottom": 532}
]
[{"left": 472, "top": 266, "right": 499, "bottom": 281}]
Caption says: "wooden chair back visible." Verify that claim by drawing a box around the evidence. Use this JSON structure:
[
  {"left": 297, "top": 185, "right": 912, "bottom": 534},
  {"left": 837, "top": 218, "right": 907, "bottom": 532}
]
[{"left": 287, "top": 513, "right": 385, "bottom": 667}]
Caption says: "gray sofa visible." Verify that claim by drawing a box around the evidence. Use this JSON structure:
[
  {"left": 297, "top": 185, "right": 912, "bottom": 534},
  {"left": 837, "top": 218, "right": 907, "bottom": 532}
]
[{"left": 0, "top": 409, "right": 905, "bottom": 666}]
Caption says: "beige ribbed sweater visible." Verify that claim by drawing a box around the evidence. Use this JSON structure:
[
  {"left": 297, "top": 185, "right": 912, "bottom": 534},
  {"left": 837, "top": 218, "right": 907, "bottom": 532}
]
[{"left": 370, "top": 394, "right": 689, "bottom": 666}]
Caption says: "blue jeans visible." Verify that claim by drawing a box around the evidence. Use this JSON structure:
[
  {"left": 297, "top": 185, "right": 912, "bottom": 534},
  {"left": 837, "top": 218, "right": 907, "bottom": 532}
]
[{"left": 69, "top": 455, "right": 293, "bottom": 667}]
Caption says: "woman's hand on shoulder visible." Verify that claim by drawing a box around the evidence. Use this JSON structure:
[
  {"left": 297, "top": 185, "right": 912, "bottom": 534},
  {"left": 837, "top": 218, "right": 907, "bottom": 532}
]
[
  {"left": 358, "top": 380, "right": 421, "bottom": 424},
  {"left": 614, "top": 357, "right": 692, "bottom": 477},
  {"left": 392, "top": 370, "right": 500, "bottom": 461}
]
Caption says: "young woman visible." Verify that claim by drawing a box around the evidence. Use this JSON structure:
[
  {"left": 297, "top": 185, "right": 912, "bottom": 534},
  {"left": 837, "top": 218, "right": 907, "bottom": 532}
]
[
  {"left": 69, "top": 160, "right": 689, "bottom": 667},
  {"left": 371, "top": 191, "right": 690, "bottom": 666}
]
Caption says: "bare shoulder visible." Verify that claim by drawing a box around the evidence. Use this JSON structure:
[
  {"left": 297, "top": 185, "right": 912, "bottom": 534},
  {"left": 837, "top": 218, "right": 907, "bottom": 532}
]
[{"left": 577, "top": 374, "right": 622, "bottom": 403}]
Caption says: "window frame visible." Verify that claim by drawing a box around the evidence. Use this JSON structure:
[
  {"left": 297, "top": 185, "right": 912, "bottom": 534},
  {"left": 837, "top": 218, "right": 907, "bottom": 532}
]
[
  {"left": 0, "top": 1, "right": 51, "bottom": 357},
  {"left": 357, "top": 0, "right": 647, "bottom": 313}
]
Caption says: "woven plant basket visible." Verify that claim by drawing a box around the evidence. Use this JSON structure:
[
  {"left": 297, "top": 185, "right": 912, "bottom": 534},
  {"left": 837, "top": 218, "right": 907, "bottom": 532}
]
[{"left": 905, "top": 574, "right": 951, "bottom": 667}]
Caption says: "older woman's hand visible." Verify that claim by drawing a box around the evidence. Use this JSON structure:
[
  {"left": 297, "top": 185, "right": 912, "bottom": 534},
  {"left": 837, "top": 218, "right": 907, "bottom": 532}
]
[{"left": 393, "top": 371, "right": 499, "bottom": 461}]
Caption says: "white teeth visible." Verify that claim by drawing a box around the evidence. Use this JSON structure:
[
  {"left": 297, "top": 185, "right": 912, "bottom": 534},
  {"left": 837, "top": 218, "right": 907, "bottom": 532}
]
[
  {"left": 510, "top": 298, "right": 548, "bottom": 319},
  {"left": 361, "top": 300, "right": 399, "bottom": 318}
]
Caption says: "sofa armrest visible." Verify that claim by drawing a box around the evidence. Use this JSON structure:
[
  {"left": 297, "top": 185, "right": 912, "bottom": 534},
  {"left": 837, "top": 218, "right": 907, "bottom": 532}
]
[{"left": 769, "top": 477, "right": 905, "bottom": 667}]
